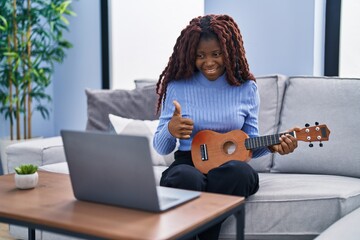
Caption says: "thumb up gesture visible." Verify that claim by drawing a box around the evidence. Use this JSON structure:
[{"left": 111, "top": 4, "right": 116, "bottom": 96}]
[{"left": 168, "top": 100, "right": 194, "bottom": 139}]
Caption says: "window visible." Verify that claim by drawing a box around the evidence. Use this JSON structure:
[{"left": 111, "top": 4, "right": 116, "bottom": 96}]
[
  {"left": 339, "top": 0, "right": 360, "bottom": 77},
  {"left": 107, "top": 0, "right": 204, "bottom": 89}
]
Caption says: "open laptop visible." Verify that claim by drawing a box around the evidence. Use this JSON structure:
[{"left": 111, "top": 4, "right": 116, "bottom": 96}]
[{"left": 60, "top": 130, "right": 200, "bottom": 212}]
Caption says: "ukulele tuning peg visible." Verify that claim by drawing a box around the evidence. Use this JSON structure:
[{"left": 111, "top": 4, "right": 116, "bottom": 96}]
[
  {"left": 319, "top": 142, "right": 323, "bottom": 147},
  {"left": 309, "top": 143, "right": 314, "bottom": 148},
  {"left": 305, "top": 123, "right": 310, "bottom": 127},
  {"left": 315, "top": 122, "right": 319, "bottom": 126}
]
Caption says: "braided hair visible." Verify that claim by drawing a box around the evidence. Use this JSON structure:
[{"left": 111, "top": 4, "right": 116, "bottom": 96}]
[{"left": 156, "top": 14, "right": 255, "bottom": 113}]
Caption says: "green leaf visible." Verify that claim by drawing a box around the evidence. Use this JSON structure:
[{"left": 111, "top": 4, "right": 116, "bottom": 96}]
[
  {"left": 60, "top": 15, "right": 69, "bottom": 25},
  {"left": 14, "top": 164, "right": 38, "bottom": 174},
  {"left": 3, "top": 52, "right": 18, "bottom": 57},
  {"left": 0, "top": 15, "right": 8, "bottom": 31}
]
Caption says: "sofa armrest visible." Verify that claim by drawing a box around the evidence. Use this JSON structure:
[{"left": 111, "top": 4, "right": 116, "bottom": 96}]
[
  {"left": 6, "top": 136, "right": 65, "bottom": 174},
  {"left": 314, "top": 207, "right": 360, "bottom": 240}
]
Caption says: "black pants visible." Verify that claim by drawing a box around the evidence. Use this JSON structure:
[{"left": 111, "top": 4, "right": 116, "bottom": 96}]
[{"left": 160, "top": 151, "right": 259, "bottom": 240}]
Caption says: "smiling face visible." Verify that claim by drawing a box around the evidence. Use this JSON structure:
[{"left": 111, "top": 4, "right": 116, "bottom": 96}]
[{"left": 195, "top": 37, "right": 225, "bottom": 81}]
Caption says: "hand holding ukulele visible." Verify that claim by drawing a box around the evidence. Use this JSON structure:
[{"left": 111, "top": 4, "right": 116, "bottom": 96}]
[{"left": 268, "top": 127, "right": 300, "bottom": 155}]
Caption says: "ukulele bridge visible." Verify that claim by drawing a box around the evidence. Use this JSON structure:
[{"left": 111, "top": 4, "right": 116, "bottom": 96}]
[{"left": 200, "top": 144, "right": 208, "bottom": 161}]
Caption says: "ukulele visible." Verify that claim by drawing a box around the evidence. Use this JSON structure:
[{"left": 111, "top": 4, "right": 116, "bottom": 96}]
[{"left": 191, "top": 123, "right": 330, "bottom": 174}]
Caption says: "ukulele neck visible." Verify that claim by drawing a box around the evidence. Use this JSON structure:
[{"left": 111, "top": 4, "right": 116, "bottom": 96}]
[{"left": 244, "top": 131, "right": 296, "bottom": 150}]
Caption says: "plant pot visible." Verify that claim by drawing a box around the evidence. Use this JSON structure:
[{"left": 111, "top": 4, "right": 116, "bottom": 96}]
[{"left": 14, "top": 172, "right": 39, "bottom": 189}]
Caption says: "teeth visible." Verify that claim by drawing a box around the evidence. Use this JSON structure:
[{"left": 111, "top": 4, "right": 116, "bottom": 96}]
[{"left": 206, "top": 69, "right": 216, "bottom": 73}]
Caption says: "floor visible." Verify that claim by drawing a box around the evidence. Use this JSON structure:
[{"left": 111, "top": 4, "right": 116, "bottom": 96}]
[{"left": 0, "top": 223, "right": 16, "bottom": 240}]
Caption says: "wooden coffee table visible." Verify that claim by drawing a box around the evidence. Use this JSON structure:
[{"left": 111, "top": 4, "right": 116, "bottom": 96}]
[{"left": 0, "top": 171, "right": 245, "bottom": 240}]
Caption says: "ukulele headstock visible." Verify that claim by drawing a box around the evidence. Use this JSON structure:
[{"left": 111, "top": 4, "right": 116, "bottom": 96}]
[{"left": 296, "top": 122, "right": 330, "bottom": 147}]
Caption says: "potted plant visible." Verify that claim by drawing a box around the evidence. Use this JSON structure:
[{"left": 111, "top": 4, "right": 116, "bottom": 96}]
[
  {"left": 14, "top": 163, "right": 38, "bottom": 189},
  {"left": 0, "top": 0, "right": 76, "bottom": 141}
]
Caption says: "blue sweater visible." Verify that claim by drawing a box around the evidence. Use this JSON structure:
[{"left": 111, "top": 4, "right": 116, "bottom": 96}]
[{"left": 153, "top": 72, "right": 270, "bottom": 158}]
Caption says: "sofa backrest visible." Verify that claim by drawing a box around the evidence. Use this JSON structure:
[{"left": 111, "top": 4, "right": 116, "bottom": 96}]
[
  {"left": 272, "top": 76, "right": 360, "bottom": 178},
  {"left": 248, "top": 75, "right": 288, "bottom": 172}
]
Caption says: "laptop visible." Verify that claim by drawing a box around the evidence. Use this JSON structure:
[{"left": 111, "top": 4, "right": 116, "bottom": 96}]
[{"left": 60, "top": 130, "right": 201, "bottom": 212}]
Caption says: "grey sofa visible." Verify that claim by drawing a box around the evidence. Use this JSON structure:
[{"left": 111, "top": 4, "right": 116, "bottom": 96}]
[{"left": 5, "top": 75, "right": 360, "bottom": 240}]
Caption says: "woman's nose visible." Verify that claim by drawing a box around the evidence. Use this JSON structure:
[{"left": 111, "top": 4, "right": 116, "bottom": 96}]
[{"left": 204, "top": 57, "right": 215, "bottom": 66}]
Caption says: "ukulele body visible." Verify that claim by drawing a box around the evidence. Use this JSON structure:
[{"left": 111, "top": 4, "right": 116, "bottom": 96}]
[{"left": 191, "top": 130, "right": 252, "bottom": 174}]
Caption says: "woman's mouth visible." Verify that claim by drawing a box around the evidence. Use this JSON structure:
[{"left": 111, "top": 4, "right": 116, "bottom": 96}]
[{"left": 204, "top": 68, "right": 218, "bottom": 74}]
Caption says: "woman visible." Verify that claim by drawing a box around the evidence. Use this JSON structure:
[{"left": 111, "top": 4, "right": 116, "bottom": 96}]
[{"left": 153, "top": 14, "right": 298, "bottom": 240}]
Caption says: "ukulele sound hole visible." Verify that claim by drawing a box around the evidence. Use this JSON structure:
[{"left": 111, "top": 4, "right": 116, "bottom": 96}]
[{"left": 223, "top": 141, "right": 236, "bottom": 155}]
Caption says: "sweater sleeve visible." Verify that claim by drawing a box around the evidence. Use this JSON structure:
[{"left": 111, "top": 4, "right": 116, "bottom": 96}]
[
  {"left": 153, "top": 84, "right": 178, "bottom": 155},
  {"left": 241, "top": 81, "right": 271, "bottom": 158}
]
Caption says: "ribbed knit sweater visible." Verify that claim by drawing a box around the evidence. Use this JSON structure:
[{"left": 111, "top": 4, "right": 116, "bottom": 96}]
[{"left": 153, "top": 71, "right": 270, "bottom": 158}]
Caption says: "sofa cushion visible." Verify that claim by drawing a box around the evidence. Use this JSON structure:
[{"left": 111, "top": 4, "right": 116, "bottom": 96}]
[
  {"left": 272, "top": 76, "right": 360, "bottom": 178},
  {"left": 134, "top": 79, "right": 157, "bottom": 88},
  {"left": 248, "top": 75, "right": 288, "bottom": 172},
  {"left": 39, "top": 162, "right": 69, "bottom": 174},
  {"left": 85, "top": 85, "right": 159, "bottom": 131},
  {"left": 109, "top": 114, "right": 175, "bottom": 166},
  {"left": 219, "top": 173, "right": 360, "bottom": 239}
]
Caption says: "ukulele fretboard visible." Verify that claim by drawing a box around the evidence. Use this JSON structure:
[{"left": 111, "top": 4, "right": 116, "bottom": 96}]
[{"left": 244, "top": 131, "right": 295, "bottom": 150}]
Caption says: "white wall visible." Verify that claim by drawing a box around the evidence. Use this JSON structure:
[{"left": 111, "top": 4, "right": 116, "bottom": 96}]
[
  {"left": 339, "top": 0, "right": 360, "bottom": 77},
  {"left": 52, "top": 0, "right": 101, "bottom": 135},
  {"left": 109, "top": 0, "right": 204, "bottom": 90},
  {"left": 205, "top": 0, "right": 326, "bottom": 77}
]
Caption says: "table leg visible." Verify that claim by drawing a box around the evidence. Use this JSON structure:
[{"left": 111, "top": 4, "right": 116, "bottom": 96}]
[
  {"left": 235, "top": 205, "right": 245, "bottom": 240},
  {"left": 28, "top": 228, "right": 35, "bottom": 240}
]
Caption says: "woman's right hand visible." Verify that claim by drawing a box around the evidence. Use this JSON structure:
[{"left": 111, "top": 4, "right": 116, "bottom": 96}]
[{"left": 168, "top": 100, "right": 194, "bottom": 139}]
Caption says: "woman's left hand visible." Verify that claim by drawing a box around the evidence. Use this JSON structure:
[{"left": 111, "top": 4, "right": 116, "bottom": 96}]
[{"left": 269, "top": 127, "right": 300, "bottom": 155}]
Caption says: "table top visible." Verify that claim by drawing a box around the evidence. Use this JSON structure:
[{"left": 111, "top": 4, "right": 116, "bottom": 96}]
[{"left": 0, "top": 171, "right": 244, "bottom": 240}]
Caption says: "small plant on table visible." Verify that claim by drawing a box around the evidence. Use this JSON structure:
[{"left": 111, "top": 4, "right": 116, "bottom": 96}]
[{"left": 14, "top": 164, "right": 39, "bottom": 189}]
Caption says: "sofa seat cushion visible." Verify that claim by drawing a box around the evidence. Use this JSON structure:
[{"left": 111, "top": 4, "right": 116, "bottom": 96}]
[
  {"left": 39, "top": 162, "right": 168, "bottom": 187},
  {"left": 39, "top": 162, "right": 70, "bottom": 174},
  {"left": 219, "top": 173, "right": 360, "bottom": 240},
  {"left": 6, "top": 136, "right": 65, "bottom": 174}
]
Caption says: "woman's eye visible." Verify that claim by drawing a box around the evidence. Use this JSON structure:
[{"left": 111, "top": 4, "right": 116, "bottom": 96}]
[
  {"left": 213, "top": 52, "right": 222, "bottom": 57},
  {"left": 196, "top": 54, "right": 204, "bottom": 59}
]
